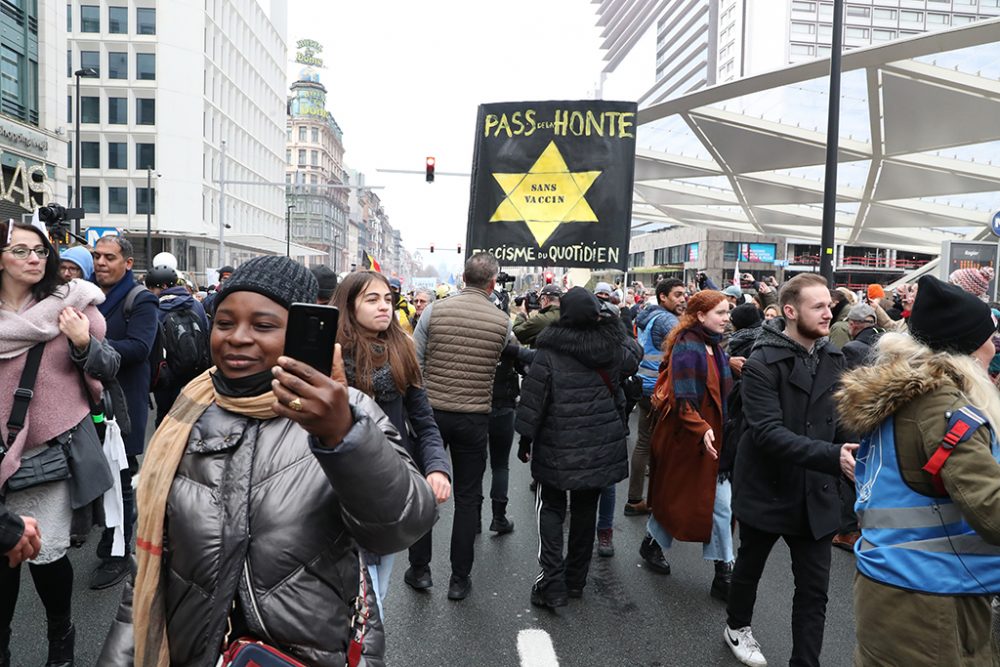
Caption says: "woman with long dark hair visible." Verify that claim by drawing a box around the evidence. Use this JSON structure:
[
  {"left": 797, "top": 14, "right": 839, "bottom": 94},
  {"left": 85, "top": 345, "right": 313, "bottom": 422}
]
[
  {"left": 0, "top": 222, "right": 119, "bottom": 667},
  {"left": 647, "top": 289, "right": 735, "bottom": 601},
  {"left": 330, "top": 271, "right": 450, "bottom": 614}
]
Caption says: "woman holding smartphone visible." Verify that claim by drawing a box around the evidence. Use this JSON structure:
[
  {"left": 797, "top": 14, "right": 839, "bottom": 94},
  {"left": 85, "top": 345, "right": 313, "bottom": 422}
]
[
  {"left": 330, "top": 271, "right": 451, "bottom": 616},
  {"left": 100, "top": 256, "right": 436, "bottom": 667}
]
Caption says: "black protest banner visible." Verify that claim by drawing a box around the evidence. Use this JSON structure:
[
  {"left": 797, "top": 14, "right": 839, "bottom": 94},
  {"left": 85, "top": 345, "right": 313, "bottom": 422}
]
[{"left": 466, "top": 100, "right": 637, "bottom": 270}]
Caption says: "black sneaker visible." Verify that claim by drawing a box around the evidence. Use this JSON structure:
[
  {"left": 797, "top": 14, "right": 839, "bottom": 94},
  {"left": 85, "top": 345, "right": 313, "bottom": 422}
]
[
  {"left": 530, "top": 585, "right": 567, "bottom": 609},
  {"left": 447, "top": 575, "right": 472, "bottom": 601},
  {"left": 403, "top": 565, "right": 432, "bottom": 590},
  {"left": 639, "top": 535, "right": 671, "bottom": 575},
  {"left": 89, "top": 557, "right": 130, "bottom": 590},
  {"left": 489, "top": 516, "right": 514, "bottom": 534},
  {"left": 567, "top": 587, "right": 584, "bottom": 599}
]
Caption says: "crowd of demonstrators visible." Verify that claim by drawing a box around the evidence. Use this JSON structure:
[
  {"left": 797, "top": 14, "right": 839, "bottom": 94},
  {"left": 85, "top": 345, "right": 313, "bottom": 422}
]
[
  {"left": 412, "top": 252, "right": 511, "bottom": 601},
  {"left": 646, "top": 291, "right": 736, "bottom": 600},
  {"left": 90, "top": 236, "right": 160, "bottom": 591},
  {"left": 513, "top": 283, "right": 562, "bottom": 346},
  {"left": 827, "top": 287, "right": 858, "bottom": 348},
  {"left": 837, "top": 275, "right": 1000, "bottom": 666},
  {"left": 0, "top": 221, "right": 119, "bottom": 667},
  {"left": 329, "top": 270, "right": 451, "bottom": 618},
  {"left": 515, "top": 287, "right": 641, "bottom": 608},
  {"left": 98, "top": 256, "right": 436, "bottom": 666}
]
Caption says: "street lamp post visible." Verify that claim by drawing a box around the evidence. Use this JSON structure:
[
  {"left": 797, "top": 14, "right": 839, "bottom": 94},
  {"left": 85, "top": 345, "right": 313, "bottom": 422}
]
[
  {"left": 73, "top": 67, "right": 98, "bottom": 238},
  {"left": 145, "top": 168, "right": 158, "bottom": 270},
  {"left": 819, "top": 0, "right": 845, "bottom": 283},
  {"left": 286, "top": 204, "right": 295, "bottom": 257}
]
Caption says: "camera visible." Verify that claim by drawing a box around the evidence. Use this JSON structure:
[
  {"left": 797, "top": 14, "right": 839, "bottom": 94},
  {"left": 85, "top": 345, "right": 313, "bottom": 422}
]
[
  {"left": 513, "top": 289, "right": 540, "bottom": 312},
  {"left": 496, "top": 271, "right": 516, "bottom": 290},
  {"left": 36, "top": 203, "right": 84, "bottom": 235}
]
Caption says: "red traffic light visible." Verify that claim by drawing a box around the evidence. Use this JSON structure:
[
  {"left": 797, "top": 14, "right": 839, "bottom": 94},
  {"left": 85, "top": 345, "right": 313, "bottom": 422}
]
[
  {"left": 544, "top": 271, "right": 554, "bottom": 284},
  {"left": 425, "top": 156, "right": 435, "bottom": 183}
]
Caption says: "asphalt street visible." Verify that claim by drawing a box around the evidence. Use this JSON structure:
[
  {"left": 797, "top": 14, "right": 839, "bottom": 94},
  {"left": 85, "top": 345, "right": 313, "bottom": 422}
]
[{"left": 9, "top": 413, "right": 858, "bottom": 667}]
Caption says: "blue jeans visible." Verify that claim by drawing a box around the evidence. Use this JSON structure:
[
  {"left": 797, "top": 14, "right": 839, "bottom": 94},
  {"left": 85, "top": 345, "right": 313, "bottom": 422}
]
[
  {"left": 366, "top": 552, "right": 395, "bottom": 622},
  {"left": 596, "top": 485, "right": 615, "bottom": 531},
  {"left": 646, "top": 479, "right": 733, "bottom": 562}
]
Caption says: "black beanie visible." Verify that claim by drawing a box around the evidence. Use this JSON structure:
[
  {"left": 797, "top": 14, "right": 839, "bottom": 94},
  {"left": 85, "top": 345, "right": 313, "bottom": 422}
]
[
  {"left": 559, "top": 287, "right": 601, "bottom": 327},
  {"left": 216, "top": 256, "right": 318, "bottom": 310},
  {"left": 731, "top": 303, "right": 763, "bottom": 331},
  {"left": 909, "top": 275, "right": 995, "bottom": 355},
  {"left": 310, "top": 265, "right": 338, "bottom": 302}
]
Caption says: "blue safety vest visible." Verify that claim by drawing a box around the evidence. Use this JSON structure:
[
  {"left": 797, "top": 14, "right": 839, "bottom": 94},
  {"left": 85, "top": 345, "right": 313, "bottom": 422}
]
[
  {"left": 854, "top": 406, "right": 1000, "bottom": 595},
  {"left": 636, "top": 310, "right": 676, "bottom": 396}
]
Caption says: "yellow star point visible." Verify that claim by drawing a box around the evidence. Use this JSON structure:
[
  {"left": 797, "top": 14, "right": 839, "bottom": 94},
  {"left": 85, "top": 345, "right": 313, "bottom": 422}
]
[{"left": 488, "top": 141, "right": 602, "bottom": 247}]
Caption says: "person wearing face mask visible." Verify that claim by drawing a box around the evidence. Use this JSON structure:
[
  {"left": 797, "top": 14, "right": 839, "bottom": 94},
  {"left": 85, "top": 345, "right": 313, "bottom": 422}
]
[
  {"left": 98, "top": 256, "right": 436, "bottom": 667},
  {"left": 329, "top": 271, "right": 451, "bottom": 616},
  {"left": 836, "top": 275, "right": 1000, "bottom": 667},
  {"left": 646, "top": 290, "right": 736, "bottom": 601}
]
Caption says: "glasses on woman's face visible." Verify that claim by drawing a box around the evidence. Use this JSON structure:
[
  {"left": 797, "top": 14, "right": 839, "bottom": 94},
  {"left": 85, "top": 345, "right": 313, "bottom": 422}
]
[{"left": 2, "top": 245, "right": 50, "bottom": 260}]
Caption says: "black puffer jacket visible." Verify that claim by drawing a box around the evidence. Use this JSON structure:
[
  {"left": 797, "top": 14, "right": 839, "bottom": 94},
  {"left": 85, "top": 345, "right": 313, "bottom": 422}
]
[
  {"left": 99, "top": 388, "right": 437, "bottom": 667},
  {"left": 515, "top": 319, "right": 642, "bottom": 491}
]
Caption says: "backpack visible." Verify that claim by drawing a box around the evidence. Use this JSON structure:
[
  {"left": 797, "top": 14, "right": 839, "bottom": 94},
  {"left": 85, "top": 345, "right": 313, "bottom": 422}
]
[
  {"left": 123, "top": 285, "right": 165, "bottom": 392},
  {"left": 159, "top": 306, "right": 211, "bottom": 383}
]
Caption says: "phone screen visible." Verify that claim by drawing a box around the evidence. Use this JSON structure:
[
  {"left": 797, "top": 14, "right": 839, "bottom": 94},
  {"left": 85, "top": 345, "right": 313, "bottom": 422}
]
[{"left": 283, "top": 303, "right": 339, "bottom": 376}]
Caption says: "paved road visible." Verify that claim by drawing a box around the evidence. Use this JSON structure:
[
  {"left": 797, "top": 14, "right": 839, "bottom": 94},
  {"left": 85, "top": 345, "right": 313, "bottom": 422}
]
[{"left": 10, "top": 417, "right": 858, "bottom": 666}]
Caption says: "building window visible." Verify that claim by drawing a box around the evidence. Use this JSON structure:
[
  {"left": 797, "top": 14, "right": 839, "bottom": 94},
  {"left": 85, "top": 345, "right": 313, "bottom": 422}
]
[
  {"left": 136, "top": 143, "right": 155, "bottom": 169},
  {"left": 108, "top": 142, "right": 127, "bottom": 169},
  {"left": 0, "top": 47, "right": 20, "bottom": 107},
  {"left": 108, "top": 186, "right": 127, "bottom": 214},
  {"left": 845, "top": 27, "right": 870, "bottom": 39},
  {"left": 80, "top": 50, "right": 100, "bottom": 74},
  {"left": 790, "top": 43, "right": 815, "bottom": 55},
  {"left": 845, "top": 5, "right": 870, "bottom": 18},
  {"left": 310, "top": 150, "right": 318, "bottom": 166},
  {"left": 873, "top": 28, "right": 895, "bottom": 40},
  {"left": 108, "top": 52, "right": 127, "bottom": 79},
  {"left": 136, "top": 53, "right": 155, "bottom": 80},
  {"left": 927, "top": 13, "right": 950, "bottom": 24},
  {"left": 108, "top": 96, "right": 126, "bottom": 124},
  {"left": 952, "top": 14, "right": 976, "bottom": 24},
  {"left": 311, "top": 127, "right": 319, "bottom": 143},
  {"left": 136, "top": 98, "right": 155, "bottom": 124},
  {"left": 297, "top": 126, "right": 306, "bottom": 141},
  {"left": 82, "top": 186, "right": 101, "bottom": 214},
  {"left": 791, "top": 22, "right": 816, "bottom": 34},
  {"left": 286, "top": 149, "right": 291, "bottom": 163},
  {"left": 136, "top": 186, "right": 155, "bottom": 214},
  {"left": 136, "top": 8, "right": 155, "bottom": 34},
  {"left": 873, "top": 8, "right": 896, "bottom": 20},
  {"left": 81, "top": 141, "right": 100, "bottom": 168},
  {"left": 108, "top": 6, "right": 127, "bottom": 33},
  {"left": 81, "top": 5, "right": 100, "bottom": 32},
  {"left": 900, "top": 10, "right": 923, "bottom": 22},
  {"left": 67, "top": 49, "right": 71, "bottom": 77},
  {"left": 67, "top": 3, "right": 72, "bottom": 30},
  {"left": 297, "top": 149, "right": 306, "bottom": 165},
  {"left": 791, "top": 1, "right": 816, "bottom": 11},
  {"left": 80, "top": 96, "right": 99, "bottom": 123}
]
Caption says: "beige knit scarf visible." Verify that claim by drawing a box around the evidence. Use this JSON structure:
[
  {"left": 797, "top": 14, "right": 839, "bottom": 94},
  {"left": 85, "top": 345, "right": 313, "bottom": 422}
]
[{"left": 132, "top": 369, "right": 278, "bottom": 667}]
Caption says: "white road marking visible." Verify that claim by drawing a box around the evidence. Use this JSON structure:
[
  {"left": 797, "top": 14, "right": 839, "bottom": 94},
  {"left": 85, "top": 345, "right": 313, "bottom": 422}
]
[{"left": 517, "top": 629, "right": 560, "bottom": 667}]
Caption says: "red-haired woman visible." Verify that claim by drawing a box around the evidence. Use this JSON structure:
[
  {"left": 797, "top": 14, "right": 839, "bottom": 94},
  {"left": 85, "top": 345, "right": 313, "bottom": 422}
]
[{"left": 647, "top": 289, "right": 735, "bottom": 601}]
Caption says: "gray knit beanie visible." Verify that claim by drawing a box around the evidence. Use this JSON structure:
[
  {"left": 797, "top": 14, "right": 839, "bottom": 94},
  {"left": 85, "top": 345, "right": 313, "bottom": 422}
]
[{"left": 216, "top": 256, "right": 318, "bottom": 310}]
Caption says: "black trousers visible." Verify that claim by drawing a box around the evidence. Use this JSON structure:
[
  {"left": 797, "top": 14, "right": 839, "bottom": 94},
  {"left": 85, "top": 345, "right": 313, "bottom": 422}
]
[
  {"left": 416, "top": 409, "right": 489, "bottom": 579},
  {"left": 97, "top": 454, "right": 139, "bottom": 560},
  {"left": 487, "top": 407, "right": 516, "bottom": 507},
  {"left": 837, "top": 477, "right": 858, "bottom": 533},
  {"left": 0, "top": 555, "right": 74, "bottom": 633},
  {"left": 726, "top": 523, "right": 833, "bottom": 667},
  {"left": 535, "top": 484, "right": 601, "bottom": 597}
]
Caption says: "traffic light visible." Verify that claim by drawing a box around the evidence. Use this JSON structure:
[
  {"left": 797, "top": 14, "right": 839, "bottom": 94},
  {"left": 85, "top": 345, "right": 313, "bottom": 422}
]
[
  {"left": 544, "top": 271, "right": 554, "bottom": 284},
  {"left": 429, "top": 242, "right": 435, "bottom": 253},
  {"left": 457, "top": 244, "right": 461, "bottom": 254},
  {"left": 425, "top": 156, "right": 435, "bottom": 183}
]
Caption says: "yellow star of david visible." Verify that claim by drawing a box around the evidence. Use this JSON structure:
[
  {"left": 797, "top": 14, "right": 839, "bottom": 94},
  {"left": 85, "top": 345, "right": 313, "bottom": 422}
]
[{"left": 489, "top": 140, "right": 602, "bottom": 247}]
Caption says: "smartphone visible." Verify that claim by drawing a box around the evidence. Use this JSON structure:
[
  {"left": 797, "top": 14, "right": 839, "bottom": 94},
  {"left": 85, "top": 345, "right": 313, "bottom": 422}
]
[{"left": 283, "top": 303, "right": 339, "bottom": 376}]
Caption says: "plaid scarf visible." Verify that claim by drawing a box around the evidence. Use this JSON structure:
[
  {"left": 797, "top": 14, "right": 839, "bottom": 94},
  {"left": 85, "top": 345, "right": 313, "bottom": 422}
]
[
  {"left": 132, "top": 369, "right": 278, "bottom": 667},
  {"left": 670, "top": 325, "right": 732, "bottom": 423}
]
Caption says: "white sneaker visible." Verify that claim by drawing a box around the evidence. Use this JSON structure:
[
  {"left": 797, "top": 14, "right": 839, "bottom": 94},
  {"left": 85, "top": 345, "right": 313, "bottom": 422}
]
[{"left": 723, "top": 625, "right": 767, "bottom": 667}]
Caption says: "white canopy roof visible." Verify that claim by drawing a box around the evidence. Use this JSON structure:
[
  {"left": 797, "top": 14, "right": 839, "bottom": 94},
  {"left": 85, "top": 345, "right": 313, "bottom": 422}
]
[{"left": 633, "top": 19, "right": 1000, "bottom": 254}]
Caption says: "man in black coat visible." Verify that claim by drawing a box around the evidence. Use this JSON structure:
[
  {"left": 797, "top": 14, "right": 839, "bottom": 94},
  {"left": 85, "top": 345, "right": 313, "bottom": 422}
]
[{"left": 724, "top": 274, "right": 859, "bottom": 667}]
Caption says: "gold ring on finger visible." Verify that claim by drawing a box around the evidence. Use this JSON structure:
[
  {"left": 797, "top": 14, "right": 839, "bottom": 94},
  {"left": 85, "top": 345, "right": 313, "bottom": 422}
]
[{"left": 289, "top": 397, "right": 303, "bottom": 412}]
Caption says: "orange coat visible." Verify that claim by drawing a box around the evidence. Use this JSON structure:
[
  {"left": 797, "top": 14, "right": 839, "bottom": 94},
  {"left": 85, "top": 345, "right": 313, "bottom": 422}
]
[{"left": 647, "top": 350, "right": 725, "bottom": 543}]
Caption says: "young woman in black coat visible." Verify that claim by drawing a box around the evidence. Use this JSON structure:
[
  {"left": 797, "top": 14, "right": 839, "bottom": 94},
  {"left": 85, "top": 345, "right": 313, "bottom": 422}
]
[{"left": 516, "top": 287, "right": 641, "bottom": 609}]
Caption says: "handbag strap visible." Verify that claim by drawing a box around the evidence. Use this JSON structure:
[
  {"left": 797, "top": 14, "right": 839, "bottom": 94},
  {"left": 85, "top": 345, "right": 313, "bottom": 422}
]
[
  {"left": 347, "top": 552, "right": 370, "bottom": 667},
  {"left": 2, "top": 342, "right": 46, "bottom": 458}
]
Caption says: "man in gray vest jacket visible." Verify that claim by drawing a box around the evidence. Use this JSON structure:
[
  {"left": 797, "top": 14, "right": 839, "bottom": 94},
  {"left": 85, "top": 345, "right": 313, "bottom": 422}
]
[{"left": 413, "top": 252, "right": 512, "bottom": 601}]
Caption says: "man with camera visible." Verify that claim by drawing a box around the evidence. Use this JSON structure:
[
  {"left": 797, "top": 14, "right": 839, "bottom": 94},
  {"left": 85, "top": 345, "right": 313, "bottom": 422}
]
[{"left": 514, "top": 284, "right": 562, "bottom": 347}]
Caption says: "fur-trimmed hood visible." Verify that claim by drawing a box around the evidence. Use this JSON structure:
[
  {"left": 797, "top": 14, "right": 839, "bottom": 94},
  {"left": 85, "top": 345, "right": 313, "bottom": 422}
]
[
  {"left": 535, "top": 318, "right": 626, "bottom": 368},
  {"left": 836, "top": 353, "right": 966, "bottom": 435}
]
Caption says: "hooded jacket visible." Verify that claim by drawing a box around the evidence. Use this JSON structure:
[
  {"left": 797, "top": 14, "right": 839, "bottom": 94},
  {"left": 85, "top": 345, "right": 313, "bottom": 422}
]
[
  {"left": 98, "top": 389, "right": 437, "bottom": 667},
  {"left": 836, "top": 337, "right": 1000, "bottom": 667},
  {"left": 732, "top": 318, "right": 849, "bottom": 539},
  {"left": 515, "top": 318, "right": 642, "bottom": 491}
]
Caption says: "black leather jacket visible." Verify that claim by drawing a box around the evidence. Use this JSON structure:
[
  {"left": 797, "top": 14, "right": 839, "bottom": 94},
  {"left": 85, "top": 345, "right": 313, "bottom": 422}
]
[{"left": 99, "top": 388, "right": 437, "bottom": 667}]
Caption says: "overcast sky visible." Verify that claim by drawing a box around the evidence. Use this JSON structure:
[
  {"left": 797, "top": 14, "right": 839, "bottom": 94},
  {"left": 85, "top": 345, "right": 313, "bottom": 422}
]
[{"left": 285, "top": 0, "right": 653, "bottom": 273}]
